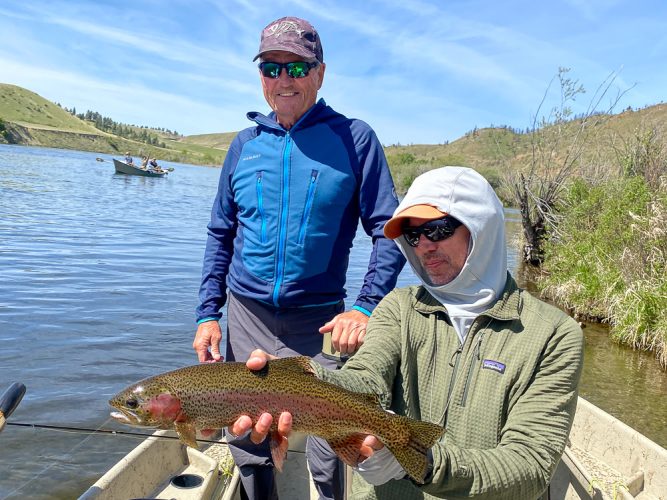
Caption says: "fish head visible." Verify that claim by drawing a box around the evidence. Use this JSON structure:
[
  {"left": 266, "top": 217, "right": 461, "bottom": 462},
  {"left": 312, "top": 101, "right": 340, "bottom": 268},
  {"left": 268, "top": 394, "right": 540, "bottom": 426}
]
[{"left": 109, "top": 378, "right": 183, "bottom": 429}]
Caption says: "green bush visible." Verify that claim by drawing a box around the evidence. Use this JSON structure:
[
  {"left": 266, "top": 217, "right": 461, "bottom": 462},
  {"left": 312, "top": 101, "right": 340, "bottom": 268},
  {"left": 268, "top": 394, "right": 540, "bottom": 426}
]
[{"left": 539, "top": 176, "right": 667, "bottom": 366}]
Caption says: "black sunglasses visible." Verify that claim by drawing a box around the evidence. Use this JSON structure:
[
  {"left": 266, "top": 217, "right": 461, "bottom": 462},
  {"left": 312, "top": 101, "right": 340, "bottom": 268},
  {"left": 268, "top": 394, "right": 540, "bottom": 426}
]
[
  {"left": 258, "top": 61, "right": 319, "bottom": 79},
  {"left": 402, "top": 216, "right": 463, "bottom": 247}
]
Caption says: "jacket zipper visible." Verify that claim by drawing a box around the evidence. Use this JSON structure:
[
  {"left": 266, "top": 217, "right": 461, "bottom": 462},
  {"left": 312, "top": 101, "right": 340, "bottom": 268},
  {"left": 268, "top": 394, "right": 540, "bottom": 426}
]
[
  {"left": 298, "top": 170, "right": 318, "bottom": 245},
  {"left": 255, "top": 171, "right": 266, "bottom": 243},
  {"left": 272, "top": 133, "right": 292, "bottom": 307},
  {"left": 461, "top": 331, "right": 485, "bottom": 407},
  {"left": 443, "top": 344, "right": 464, "bottom": 425}
]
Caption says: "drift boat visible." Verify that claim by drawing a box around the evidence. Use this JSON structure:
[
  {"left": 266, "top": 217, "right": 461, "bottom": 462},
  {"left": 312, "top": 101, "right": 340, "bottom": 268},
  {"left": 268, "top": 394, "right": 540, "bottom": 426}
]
[
  {"left": 78, "top": 397, "right": 667, "bottom": 499},
  {"left": 112, "top": 158, "right": 168, "bottom": 177},
  {"left": 78, "top": 431, "right": 320, "bottom": 500}
]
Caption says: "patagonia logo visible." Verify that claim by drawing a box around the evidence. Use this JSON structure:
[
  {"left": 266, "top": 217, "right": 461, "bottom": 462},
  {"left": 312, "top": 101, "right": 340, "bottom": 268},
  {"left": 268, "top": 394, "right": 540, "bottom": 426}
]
[
  {"left": 482, "top": 359, "right": 506, "bottom": 374},
  {"left": 242, "top": 154, "right": 261, "bottom": 161}
]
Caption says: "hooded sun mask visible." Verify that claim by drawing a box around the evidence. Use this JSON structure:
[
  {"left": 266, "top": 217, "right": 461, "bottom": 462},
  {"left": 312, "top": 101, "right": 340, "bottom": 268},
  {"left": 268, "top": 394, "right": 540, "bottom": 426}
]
[{"left": 385, "top": 167, "right": 508, "bottom": 342}]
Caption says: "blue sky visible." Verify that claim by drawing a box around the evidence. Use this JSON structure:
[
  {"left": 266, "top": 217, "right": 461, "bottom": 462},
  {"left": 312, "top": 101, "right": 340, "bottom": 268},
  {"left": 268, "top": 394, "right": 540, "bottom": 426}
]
[{"left": 0, "top": 0, "right": 665, "bottom": 145}]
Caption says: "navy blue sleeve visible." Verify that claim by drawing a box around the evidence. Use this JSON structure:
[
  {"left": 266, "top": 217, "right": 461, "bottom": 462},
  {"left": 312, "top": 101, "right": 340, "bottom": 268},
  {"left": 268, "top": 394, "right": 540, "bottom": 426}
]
[
  {"left": 351, "top": 121, "right": 406, "bottom": 314},
  {"left": 195, "top": 134, "right": 243, "bottom": 322}
]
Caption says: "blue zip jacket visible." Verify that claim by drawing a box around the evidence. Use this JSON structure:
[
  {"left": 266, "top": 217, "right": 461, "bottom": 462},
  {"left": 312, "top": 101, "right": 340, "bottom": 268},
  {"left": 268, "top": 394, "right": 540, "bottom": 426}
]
[{"left": 196, "top": 99, "right": 405, "bottom": 321}]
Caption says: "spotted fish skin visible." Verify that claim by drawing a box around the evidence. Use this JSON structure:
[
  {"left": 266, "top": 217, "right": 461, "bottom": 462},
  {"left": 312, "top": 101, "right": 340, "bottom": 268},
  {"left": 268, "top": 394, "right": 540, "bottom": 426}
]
[{"left": 109, "top": 356, "right": 444, "bottom": 483}]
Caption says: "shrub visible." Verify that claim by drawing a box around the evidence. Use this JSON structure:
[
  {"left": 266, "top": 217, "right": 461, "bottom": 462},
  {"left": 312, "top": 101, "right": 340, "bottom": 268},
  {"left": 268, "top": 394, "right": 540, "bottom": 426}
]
[{"left": 540, "top": 176, "right": 667, "bottom": 366}]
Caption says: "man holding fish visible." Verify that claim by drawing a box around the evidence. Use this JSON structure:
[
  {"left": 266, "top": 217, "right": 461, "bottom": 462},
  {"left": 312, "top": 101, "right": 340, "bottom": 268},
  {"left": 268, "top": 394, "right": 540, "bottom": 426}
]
[
  {"left": 233, "top": 167, "right": 585, "bottom": 499},
  {"left": 192, "top": 15, "right": 405, "bottom": 500}
]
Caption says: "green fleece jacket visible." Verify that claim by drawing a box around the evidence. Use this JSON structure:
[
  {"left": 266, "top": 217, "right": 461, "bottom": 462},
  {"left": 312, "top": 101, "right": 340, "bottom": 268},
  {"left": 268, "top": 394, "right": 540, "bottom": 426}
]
[{"left": 315, "top": 275, "right": 584, "bottom": 499}]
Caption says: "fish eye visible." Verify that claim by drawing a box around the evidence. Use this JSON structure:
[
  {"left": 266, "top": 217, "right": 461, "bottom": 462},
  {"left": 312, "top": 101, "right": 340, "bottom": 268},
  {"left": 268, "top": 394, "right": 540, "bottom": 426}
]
[{"left": 125, "top": 398, "right": 138, "bottom": 409}]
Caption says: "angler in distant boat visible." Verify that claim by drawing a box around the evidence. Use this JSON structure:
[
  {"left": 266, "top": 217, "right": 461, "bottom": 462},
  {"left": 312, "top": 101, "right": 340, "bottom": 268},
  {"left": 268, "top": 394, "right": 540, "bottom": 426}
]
[{"left": 146, "top": 158, "right": 165, "bottom": 173}]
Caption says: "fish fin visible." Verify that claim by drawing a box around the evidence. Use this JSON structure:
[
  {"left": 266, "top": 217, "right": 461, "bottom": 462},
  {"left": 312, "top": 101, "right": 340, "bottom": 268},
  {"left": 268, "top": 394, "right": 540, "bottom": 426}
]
[
  {"left": 267, "top": 356, "right": 315, "bottom": 376},
  {"left": 269, "top": 431, "right": 289, "bottom": 472},
  {"left": 174, "top": 421, "right": 199, "bottom": 449},
  {"left": 386, "top": 415, "right": 445, "bottom": 484},
  {"left": 328, "top": 433, "right": 367, "bottom": 468},
  {"left": 200, "top": 428, "right": 218, "bottom": 438}
]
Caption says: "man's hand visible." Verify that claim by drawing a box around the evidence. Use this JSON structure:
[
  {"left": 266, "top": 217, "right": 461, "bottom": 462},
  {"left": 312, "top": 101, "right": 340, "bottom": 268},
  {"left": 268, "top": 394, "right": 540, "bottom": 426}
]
[
  {"left": 193, "top": 321, "right": 223, "bottom": 362},
  {"left": 229, "top": 411, "right": 293, "bottom": 445},
  {"left": 358, "top": 434, "right": 384, "bottom": 462},
  {"left": 318, "top": 309, "right": 369, "bottom": 355}
]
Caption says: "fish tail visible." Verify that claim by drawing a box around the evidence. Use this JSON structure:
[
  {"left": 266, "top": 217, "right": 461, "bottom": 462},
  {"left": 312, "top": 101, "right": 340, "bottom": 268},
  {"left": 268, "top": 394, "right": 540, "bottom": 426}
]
[{"left": 387, "top": 416, "right": 444, "bottom": 484}]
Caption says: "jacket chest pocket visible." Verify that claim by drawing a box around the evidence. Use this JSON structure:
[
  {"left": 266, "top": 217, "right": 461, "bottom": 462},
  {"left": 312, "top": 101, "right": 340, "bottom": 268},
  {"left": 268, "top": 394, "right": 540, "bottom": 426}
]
[{"left": 297, "top": 170, "right": 319, "bottom": 245}]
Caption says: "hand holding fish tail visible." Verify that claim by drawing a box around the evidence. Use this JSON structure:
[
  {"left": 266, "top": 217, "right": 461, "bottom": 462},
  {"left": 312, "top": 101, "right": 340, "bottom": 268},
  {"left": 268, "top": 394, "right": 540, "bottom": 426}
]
[
  {"left": 193, "top": 320, "right": 223, "bottom": 362},
  {"left": 359, "top": 434, "right": 383, "bottom": 459},
  {"left": 318, "top": 309, "right": 369, "bottom": 355}
]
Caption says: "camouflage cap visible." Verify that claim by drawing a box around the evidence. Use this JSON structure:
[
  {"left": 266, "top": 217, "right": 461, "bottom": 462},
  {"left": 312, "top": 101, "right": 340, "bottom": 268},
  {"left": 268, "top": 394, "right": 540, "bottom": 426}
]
[{"left": 253, "top": 16, "right": 323, "bottom": 63}]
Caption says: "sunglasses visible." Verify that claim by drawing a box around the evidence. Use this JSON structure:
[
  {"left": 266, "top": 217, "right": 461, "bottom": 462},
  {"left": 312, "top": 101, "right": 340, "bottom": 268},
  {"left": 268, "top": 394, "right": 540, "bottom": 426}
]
[
  {"left": 258, "top": 61, "right": 319, "bottom": 79},
  {"left": 402, "top": 216, "right": 463, "bottom": 247}
]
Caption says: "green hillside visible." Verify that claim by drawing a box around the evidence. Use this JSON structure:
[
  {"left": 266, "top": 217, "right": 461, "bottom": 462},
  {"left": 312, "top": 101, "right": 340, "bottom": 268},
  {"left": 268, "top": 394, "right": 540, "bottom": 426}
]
[
  {"left": 384, "top": 104, "right": 667, "bottom": 193},
  {"left": 179, "top": 131, "right": 237, "bottom": 150},
  {"left": 0, "top": 83, "right": 103, "bottom": 134},
  {"left": 0, "top": 83, "right": 227, "bottom": 166}
]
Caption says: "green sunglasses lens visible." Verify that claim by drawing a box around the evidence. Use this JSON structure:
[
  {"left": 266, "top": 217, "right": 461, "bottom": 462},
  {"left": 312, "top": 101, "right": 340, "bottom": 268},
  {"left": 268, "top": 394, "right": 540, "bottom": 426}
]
[
  {"left": 286, "top": 62, "right": 309, "bottom": 78},
  {"left": 261, "top": 63, "right": 281, "bottom": 78}
]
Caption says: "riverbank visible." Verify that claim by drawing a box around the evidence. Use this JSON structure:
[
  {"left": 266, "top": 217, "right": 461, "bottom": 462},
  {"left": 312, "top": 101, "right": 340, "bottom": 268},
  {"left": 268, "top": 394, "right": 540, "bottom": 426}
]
[{"left": 537, "top": 175, "right": 667, "bottom": 369}]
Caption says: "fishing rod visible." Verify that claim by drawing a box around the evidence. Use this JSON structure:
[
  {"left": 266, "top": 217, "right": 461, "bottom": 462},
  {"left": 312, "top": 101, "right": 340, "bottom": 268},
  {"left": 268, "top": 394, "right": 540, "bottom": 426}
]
[
  {"left": 4, "top": 422, "right": 224, "bottom": 444},
  {"left": 0, "top": 382, "right": 221, "bottom": 444}
]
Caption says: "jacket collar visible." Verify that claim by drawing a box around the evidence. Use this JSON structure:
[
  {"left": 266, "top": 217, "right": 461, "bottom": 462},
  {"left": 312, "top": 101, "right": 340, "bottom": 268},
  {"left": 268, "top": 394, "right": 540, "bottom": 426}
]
[
  {"left": 246, "top": 98, "right": 328, "bottom": 132},
  {"left": 412, "top": 272, "right": 522, "bottom": 322}
]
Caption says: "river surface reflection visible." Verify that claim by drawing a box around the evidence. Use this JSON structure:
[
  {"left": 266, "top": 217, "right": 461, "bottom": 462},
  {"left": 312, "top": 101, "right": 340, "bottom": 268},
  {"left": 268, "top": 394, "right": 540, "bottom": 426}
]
[{"left": 0, "top": 145, "right": 664, "bottom": 499}]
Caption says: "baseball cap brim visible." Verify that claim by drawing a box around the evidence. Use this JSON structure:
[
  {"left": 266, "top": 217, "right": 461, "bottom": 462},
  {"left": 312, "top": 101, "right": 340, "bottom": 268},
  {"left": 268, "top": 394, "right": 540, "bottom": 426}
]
[{"left": 384, "top": 204, "right": 448, "bottom": 239}]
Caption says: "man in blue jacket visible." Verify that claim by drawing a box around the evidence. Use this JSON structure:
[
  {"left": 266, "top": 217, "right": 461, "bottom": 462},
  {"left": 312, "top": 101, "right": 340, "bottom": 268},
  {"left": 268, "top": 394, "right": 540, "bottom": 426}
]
[{"left": 193, "top": 16, "right": 405, "bottom": 500}]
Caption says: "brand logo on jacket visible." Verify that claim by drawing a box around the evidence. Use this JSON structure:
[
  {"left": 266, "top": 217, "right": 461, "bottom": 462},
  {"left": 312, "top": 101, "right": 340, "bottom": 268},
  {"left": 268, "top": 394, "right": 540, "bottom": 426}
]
[
  {"left": 482, "top": 359, "right": 505, "bottom": 374},
  {"left": 242, "top": 154, "right": 261, "bottom": 161}
]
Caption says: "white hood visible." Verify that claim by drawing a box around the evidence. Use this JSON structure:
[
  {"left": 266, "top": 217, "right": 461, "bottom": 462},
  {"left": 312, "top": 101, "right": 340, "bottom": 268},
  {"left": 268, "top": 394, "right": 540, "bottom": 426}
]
[{"left": 393, "top": 167, "right": 507, "bottom": 342}]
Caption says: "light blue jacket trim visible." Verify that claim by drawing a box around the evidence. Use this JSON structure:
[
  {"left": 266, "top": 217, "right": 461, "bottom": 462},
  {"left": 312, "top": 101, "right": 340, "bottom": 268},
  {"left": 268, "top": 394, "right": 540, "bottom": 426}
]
[
  {"left": 353, "top": 305, "right": 371, "bottom": 317},
  {"left": 197, "top": 317, "right": 219, "bottom": 324}
]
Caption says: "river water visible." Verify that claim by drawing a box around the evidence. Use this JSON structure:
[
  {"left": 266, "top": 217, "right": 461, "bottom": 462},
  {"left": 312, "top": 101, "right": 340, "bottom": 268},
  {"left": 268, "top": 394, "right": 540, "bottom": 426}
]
[{"left": 0, "top": 145, "right": 665, "bottom": 499}]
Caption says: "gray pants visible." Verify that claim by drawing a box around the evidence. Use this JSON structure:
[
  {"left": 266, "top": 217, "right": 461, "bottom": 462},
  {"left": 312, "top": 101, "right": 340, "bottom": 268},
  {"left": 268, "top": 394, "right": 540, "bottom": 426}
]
[{"left": 225, "top": 291, "right": 345, "bottom": 500}]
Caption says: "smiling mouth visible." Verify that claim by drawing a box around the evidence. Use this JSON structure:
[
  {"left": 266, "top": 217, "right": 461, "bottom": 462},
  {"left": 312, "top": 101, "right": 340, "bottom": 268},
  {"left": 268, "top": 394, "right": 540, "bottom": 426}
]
[{"left": 277, "top": 92, "right": 297, "bottom": 97}]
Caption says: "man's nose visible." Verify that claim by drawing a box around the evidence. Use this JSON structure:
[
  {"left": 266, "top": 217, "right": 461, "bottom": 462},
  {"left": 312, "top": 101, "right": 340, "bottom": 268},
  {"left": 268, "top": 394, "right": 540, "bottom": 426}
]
[
  {"left": 276, "top": 68, "right": 291, "bottom": 81},
  {"left": 417, "top": 235, "right": 437, "bottom": 249}
]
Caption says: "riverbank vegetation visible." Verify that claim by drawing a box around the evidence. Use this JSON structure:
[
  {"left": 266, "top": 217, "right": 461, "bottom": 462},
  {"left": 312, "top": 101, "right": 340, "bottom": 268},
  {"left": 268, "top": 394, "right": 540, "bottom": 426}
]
[
  {"left": 541, "top": 171, "right": 666, "bottom": 367},
  {"left": 496, "top": 69, "right": 667, "bottom": 368}
]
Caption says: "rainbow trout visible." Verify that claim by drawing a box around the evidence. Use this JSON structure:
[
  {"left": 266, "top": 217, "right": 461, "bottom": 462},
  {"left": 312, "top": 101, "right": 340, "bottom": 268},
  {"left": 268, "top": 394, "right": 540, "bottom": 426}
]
[{"left": 109, "top": 356, "right": 444, "bottom": 483}]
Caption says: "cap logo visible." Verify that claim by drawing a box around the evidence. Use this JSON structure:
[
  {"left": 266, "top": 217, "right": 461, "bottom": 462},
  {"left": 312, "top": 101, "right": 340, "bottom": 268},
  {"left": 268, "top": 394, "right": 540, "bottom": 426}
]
[{"left": 266, "top": 20, "right": 305, "bottom": 39}]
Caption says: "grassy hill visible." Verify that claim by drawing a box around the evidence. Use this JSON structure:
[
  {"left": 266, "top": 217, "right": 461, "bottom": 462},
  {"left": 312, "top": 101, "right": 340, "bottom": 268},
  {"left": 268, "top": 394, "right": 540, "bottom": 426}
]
[
  {"left": 383, "top": 103, "right": 667, "bottom": 193},
  {"left": 179, "top": 131, "right": 237, "bottom": 150},
  {"left": 0, "top": 83, "right": 227, "bottom": 166},
  {"left": 0, "top": 83, "right": 101, "bottom": 134}
]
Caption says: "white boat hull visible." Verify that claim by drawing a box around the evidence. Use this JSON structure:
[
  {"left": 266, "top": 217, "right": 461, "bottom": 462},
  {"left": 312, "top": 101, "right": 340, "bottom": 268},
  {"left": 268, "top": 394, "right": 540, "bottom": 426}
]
[
  {"left": 550, "top": 397, "right": 667, "bottom": 499},
  {"left": 80, "top": 398, "right": 667, "bottom": 499}
]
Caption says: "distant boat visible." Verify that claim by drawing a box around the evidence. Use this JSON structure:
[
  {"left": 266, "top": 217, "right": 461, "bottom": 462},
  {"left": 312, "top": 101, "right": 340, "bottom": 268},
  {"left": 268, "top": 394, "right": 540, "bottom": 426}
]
[{"left": 112, "top": 159, "right": 168, "bottom": 178}]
